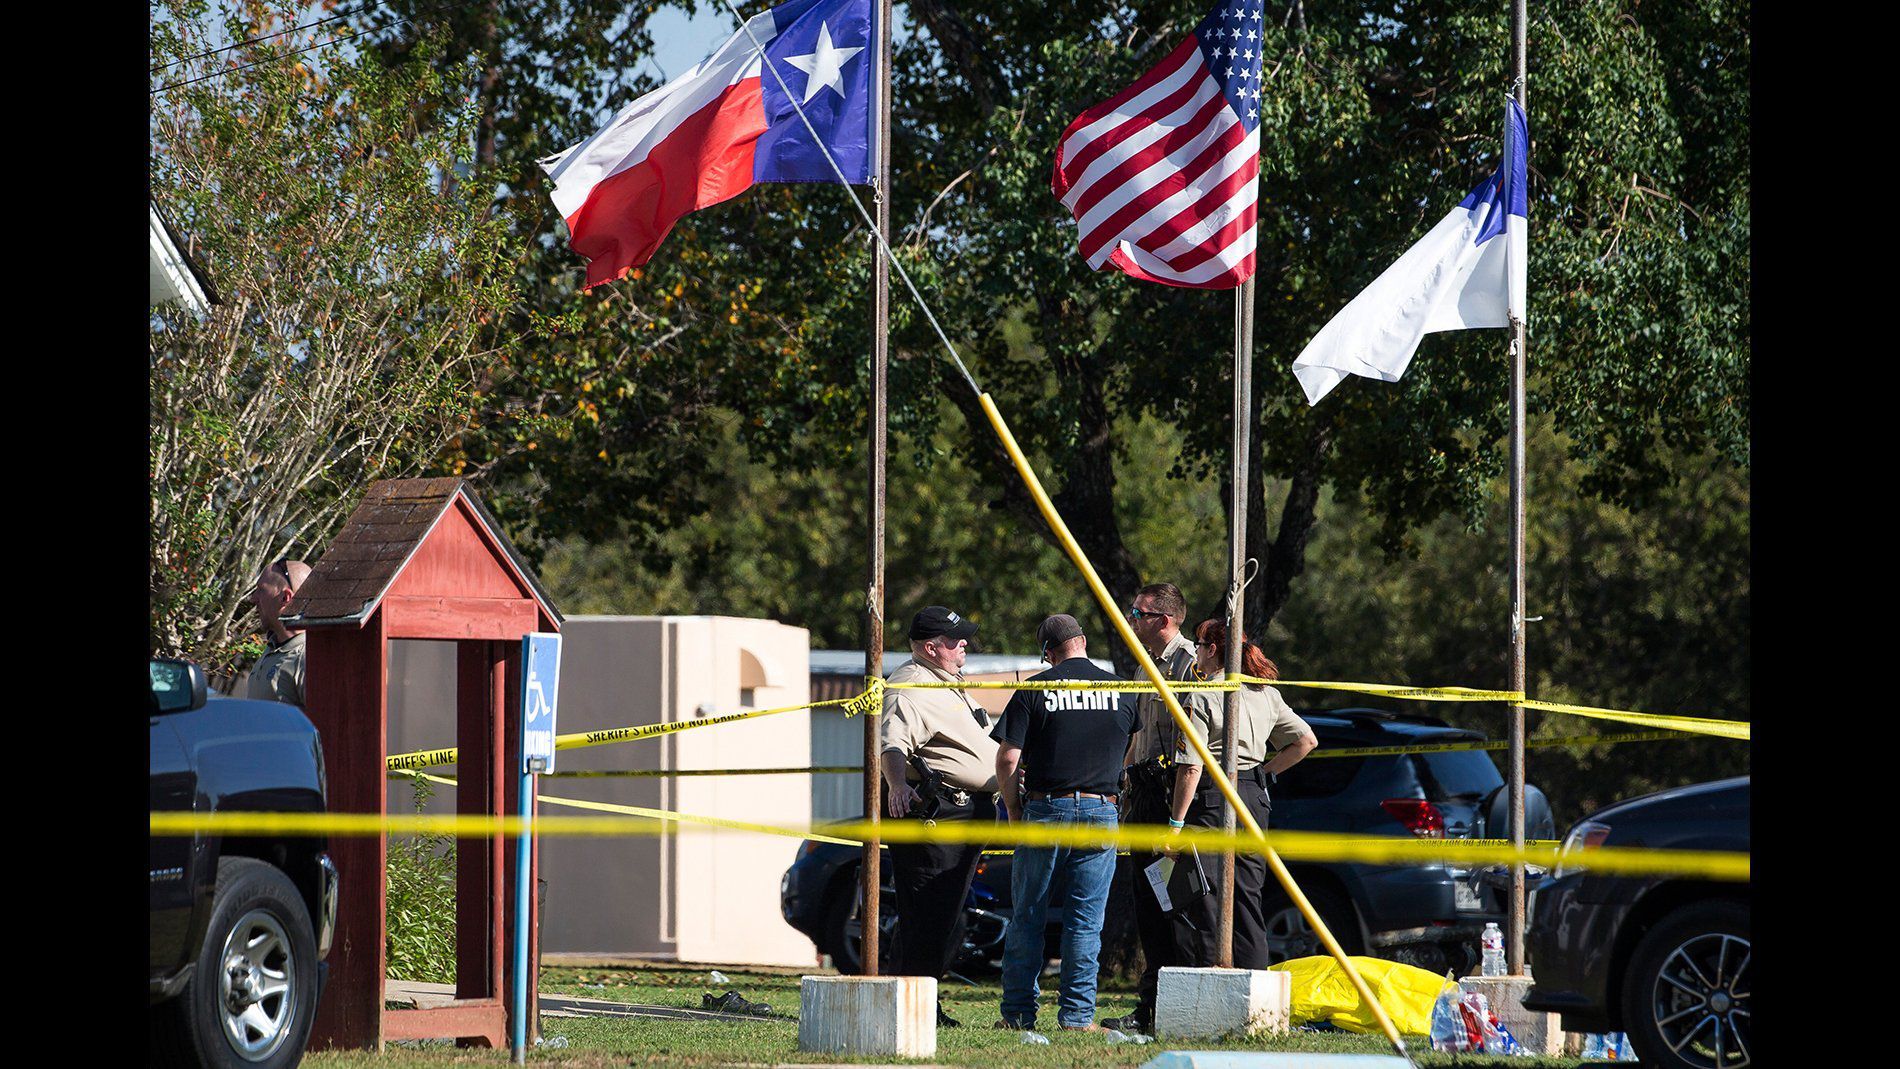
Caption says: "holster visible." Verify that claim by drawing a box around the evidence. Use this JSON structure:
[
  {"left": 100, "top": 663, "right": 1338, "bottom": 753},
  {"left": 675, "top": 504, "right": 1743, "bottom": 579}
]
[
  {"left": 1121, "top": 754, "right": 1176, "bottom": 825},
  {"left": 906, "top": 753, "right": 955, "bottom": 821}
]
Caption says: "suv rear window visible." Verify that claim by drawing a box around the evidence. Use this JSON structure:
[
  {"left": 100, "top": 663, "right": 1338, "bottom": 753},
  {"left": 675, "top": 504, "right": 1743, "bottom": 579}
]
[
  {"left": 1413, "top": 749, "right": 1504, "bottom": 801},
  {"left": 1272, "top": 755, "right": 1365, "bottom": 799}
]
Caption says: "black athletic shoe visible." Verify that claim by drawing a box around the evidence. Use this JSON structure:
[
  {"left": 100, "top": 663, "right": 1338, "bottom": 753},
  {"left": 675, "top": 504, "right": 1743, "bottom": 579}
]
[
  {"left": 936, "top": 1004, "right": 961, "bottom": 1028},
  {"left": 702, "top": 990, "right": 772, "bottom": 1016},
  {"left": 1100, "top": 1011, "right": 1150, "bottom": 1034}
]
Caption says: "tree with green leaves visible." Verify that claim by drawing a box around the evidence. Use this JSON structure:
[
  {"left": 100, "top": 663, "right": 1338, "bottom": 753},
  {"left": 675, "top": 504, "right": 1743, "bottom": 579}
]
[
  {"left": 353, "top": 1, "right": 1746, "bottom": 676},
  {"left": 149, "top": 1, "right": 518, "bottom": 675}
]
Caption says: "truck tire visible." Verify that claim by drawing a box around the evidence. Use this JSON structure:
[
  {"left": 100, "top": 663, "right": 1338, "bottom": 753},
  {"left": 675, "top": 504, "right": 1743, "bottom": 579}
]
[
  {"left": 156, "top": 858, "right": 318, "bottom": 1069},
  {"left": 1257, "top": 882, "right": 1363, "bottom": 965},
  {"left": 822, "top": 865, "right": 896, "bottom": 975}
]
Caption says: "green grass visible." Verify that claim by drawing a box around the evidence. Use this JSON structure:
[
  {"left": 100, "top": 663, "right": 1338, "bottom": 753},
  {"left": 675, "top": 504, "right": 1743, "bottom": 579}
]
[{"left": 303, "top": 963, "right": 1591, "bottom": 1068}]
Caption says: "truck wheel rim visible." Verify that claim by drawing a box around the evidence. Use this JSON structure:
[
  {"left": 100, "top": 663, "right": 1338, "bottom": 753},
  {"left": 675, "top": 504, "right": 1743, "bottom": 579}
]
[
  {"left": 1651, "top": 931, "right": 1749, "bottom": 1068},
  {"left": 219, "top": 908, "right": 296, "bottom": 1062},
  {"left": 843, "top": 884, "right": 898, "bottom": 970},
  {"left": 1264, "top": 906, "right": 1317, "bottom": 964}
]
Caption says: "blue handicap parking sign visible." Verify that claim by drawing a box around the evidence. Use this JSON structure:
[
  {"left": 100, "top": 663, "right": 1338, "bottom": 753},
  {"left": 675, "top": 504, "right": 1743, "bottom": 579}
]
[{"left": 521, "top": 633, "right": 561, "bottom": 773}]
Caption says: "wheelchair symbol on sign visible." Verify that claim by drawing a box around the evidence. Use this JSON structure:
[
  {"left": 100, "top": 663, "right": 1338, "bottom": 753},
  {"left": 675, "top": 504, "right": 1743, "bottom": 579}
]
[{"left": 524, "top": 674, "right": 553, "bottom": 726}]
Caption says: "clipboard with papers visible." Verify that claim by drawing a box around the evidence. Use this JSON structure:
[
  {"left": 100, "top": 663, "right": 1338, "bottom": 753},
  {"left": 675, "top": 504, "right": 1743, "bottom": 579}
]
[{"left": 1142, "top": 846, "right": 1211, "bottom": 915}]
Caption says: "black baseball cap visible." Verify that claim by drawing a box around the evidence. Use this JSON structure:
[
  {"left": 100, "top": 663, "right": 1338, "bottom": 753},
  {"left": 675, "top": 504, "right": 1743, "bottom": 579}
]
[
  {"left": 909, "top": 605, "right": 978, "bottom": 641},
  {"left": 1037, "top": 613, "right": 1084, "bottom": 648}
]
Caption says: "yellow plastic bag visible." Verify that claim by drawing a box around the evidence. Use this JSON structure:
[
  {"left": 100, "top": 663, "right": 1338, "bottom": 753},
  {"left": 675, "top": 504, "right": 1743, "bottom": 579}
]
[{"left": 1267, "top": 955, "right": 1457, "bottom": 1035}]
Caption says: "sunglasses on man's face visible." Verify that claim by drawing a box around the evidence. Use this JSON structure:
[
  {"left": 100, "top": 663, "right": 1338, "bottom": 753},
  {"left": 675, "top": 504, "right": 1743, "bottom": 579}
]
[{"left": 1127, "top": 607, "right": 1169, "bottom": 621}]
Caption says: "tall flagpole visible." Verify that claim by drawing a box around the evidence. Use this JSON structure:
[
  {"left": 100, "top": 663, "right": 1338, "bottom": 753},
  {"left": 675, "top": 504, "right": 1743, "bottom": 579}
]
[
  {"left": 860, "top": 0, "right": 893, "bottom": 977},
  {"left": 1505, "top": 0, "right": 1530, "bottom": 976},
  {"left": 1216, "top": 277, "right": 1256, "bottom": 967}
]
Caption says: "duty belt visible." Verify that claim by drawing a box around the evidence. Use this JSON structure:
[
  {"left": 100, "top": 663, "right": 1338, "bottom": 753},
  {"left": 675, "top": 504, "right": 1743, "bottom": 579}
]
[
  {"left": 909, "top": 780, "right": 971, "bottom": 809},
  {"left": 1027, "top": 789, "right": 1118, "bottom": 804}
]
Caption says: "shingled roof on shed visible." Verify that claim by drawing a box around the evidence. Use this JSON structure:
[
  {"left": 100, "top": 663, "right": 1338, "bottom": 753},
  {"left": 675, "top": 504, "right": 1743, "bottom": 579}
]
[{"left": 283, "top": 477, "right": 562, "bottom": 628}]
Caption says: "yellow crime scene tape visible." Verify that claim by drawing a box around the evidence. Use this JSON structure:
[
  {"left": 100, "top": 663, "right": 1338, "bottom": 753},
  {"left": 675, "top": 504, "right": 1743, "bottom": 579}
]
[
  {"left": 534, "top": 766, "right": 865, "bottom": 778},
  {"left": 386, "top": 675, "right": 1742, "bottom": 772},
  {"left": 384, "top": 769, "right": 1561, "bottom": 854},
  {"left": 386, "top": 690, "right": 876, "bottom": 771},
  {"left": 149, "top": 807, "right": 1742, "bottom": 880},
  {"left": 392, "top": 769, "right": 862, "bottom": 847},
  {"left": 384, "top": 730, "right": 1693, "bottom": 780},
  {"left": 1309, "top": 729, "right": 1694, "bottom": 760},
  {"left": 890, "top": 678, "right": 1517, "bottom": 700},
  {"left": 894, "top": 676, "right": 1750, "bottom": 740},
  {"left": 1518, "top": 698, "right": 1750, "bottom": 740}
]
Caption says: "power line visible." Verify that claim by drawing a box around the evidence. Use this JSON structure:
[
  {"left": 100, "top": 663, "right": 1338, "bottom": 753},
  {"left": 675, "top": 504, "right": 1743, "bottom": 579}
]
[
  {"left": 150, "top": 3, "right": 375, "bottom": 73},
  {"left": 151, "top": 23, "right": 376, "bottom": 95},
  {"left": 149, "top": 1, "right": 459, "bottom": 97}
]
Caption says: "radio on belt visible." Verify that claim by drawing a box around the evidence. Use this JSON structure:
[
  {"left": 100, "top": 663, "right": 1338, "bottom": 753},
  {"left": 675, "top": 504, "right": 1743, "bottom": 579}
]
[{"left": 520, "top": 633, "right": 562, "bottom": 773}]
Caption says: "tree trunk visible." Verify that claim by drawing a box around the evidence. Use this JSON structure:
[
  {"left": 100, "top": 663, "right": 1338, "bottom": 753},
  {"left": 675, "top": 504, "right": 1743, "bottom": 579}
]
[
  {"left": 908, "top": 0, "right": 1009, "bottom": 120},
  {"left": 933, "top": 342, "right": 1144, "bottom": 675},
  {"left": 475, "top": 1, "right": 502, "bottom": 171},
  {"left": 1245, "top": 415, "right": 1331, "bottom": 637}
]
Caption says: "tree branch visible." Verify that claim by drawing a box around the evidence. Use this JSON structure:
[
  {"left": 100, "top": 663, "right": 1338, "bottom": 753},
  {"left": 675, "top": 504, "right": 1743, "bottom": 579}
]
[{"left": 908, "top": 0, "right": 1010, "bottom": 119}]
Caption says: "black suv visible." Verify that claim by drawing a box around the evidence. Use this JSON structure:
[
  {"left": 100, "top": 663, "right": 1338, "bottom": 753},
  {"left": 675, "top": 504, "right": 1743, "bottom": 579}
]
[
  {"left": 779, "top": 707, "right": 1552, "bottom": 975},
  {"left": 150, "top": 658, "right": 337, "bottom": 1069},
  {"left": 1524, "top": 776, "right": 1750, "bottom": 1069}
]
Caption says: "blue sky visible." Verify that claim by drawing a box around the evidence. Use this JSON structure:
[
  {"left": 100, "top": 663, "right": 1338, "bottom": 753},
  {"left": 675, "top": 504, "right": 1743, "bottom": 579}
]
[
  {"left": 163, "top": 3, "right": 913, "bottom": 99},
  {"left": 643, "top": 1, "right": 914, "bottom": 85},
  {"left": 642, "top": 3, "right": 739, "bottom": 83}
]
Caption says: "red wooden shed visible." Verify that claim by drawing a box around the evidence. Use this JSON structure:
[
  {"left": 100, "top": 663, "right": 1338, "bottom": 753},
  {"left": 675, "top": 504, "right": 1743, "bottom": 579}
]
[{"left": 283, "top": 477, "right": 562, "bottom": 1050}]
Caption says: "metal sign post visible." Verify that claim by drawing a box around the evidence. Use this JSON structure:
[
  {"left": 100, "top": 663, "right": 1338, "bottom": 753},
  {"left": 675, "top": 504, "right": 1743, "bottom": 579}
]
[{"left": 513, "top": 633, "right": 561, "bottom": 1064}]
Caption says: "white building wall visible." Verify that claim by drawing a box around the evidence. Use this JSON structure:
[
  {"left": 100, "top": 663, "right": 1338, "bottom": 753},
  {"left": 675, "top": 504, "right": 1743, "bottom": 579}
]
[
  {"left": 386, "top": 617, "right": 817, "bottom": 966},
  {"left": 664, "top": 616, "right": 816, "bottom": 966}
]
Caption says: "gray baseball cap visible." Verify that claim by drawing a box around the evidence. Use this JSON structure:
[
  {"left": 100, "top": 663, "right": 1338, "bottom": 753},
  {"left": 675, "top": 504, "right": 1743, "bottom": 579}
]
[{"left": 1036, "top": 613, "right": 1085, "bottom": 648}]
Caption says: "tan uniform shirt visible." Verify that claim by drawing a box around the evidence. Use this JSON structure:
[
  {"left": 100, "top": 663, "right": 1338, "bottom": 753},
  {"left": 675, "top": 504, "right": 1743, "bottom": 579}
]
[
  {"left": 1127, "top": 631, "right": 1198, "bottom": 763},
  {"left": 1173, "top": 684, "right": 1313, "bottom": 770},
  {"left": 879, "top": 659, "right": 1000, "bottom": 792},
  {"left": 245, "top": 631, "right": 307, "bottom": 707}
]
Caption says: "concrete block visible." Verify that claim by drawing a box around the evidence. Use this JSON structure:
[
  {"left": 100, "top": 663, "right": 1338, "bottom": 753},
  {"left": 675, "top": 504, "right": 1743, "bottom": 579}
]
[
  {"left": 1457, "top": 974, "right": 1561, "bottom": 1056},
  {"left": 1155, "top": 967, "right": 1291, "bottom": 1038},
  {"left": 795, "top": 975, "right": 935, "bottom": 1057},
  {"left": 1139, "top": 1053, "right": 1411, "bottom": 1069}
]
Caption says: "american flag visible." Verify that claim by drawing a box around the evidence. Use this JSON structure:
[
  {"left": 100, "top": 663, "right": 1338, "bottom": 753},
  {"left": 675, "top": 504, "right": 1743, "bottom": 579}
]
[{"left": 1052, "top": 1, "right": 1266, "bottom": 289}]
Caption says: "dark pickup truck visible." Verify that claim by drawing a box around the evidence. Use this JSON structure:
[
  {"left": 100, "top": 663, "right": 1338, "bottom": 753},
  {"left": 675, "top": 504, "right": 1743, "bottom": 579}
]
[{"left": 150, "top": 658, "right": 337, "bottom": 1069}]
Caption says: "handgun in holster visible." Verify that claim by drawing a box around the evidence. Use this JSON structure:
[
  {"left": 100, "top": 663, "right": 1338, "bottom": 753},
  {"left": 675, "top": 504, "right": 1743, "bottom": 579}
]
[
  {"left": 1122, "top": 753, "right": 1176, "bottom": 823},
  {"left": 907, "top": 753, "right": 950, "bottom": 822}
]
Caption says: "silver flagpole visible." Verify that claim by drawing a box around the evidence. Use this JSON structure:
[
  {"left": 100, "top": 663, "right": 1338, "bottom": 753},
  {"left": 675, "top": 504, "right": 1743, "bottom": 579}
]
[
  {"left": 1217, "top": 276, "right": 1256, "bottom": 967},
  {"left": 861, "top": 0, "right": 893, "bottom": 977},
  {"left": 1505, "top": 0, "right": 1530, "bottom": 976}
]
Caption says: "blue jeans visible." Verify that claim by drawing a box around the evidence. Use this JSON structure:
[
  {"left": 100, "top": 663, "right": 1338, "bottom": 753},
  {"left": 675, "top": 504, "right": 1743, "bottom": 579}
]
[{"left": 999, "top": 796, "right": 1119, "bottom": 1028}]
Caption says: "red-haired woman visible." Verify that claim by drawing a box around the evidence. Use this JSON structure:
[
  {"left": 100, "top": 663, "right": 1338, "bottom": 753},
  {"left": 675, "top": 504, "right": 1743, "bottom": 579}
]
[{"left": 1164, "top": 618, "right": 1319, "bottom": 970}]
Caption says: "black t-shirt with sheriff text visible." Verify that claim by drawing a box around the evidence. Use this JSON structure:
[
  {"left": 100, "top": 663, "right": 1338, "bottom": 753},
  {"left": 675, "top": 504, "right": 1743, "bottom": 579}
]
[{"left": 990, "top": 657, "right": 1137, "bottom": 796}]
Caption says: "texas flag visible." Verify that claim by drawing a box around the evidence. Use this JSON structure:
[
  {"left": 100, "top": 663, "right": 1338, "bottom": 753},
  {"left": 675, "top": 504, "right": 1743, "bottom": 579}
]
[{"left": 540, "top": 0, "right": 876, "bottom": 288}]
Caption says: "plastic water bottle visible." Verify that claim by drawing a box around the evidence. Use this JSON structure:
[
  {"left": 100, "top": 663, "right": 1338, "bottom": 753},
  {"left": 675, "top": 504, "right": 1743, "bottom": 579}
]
[
  {"left": 1480, "top": 922, "right": 1506, "bottom": 977},
  {"left": 1580, "top": 1032, "right": 1633, "bottom": 1059}
]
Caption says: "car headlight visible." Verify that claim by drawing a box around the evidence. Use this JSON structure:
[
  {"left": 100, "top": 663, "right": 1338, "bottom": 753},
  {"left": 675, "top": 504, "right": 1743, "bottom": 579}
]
[{"left": 1554, "top": 819, "right": 1612, "bottom": 879}]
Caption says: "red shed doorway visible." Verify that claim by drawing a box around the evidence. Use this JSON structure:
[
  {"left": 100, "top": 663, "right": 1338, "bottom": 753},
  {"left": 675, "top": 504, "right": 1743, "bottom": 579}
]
[{"left": 283, "top": 478, "right": 562, "bottom": 1050}]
